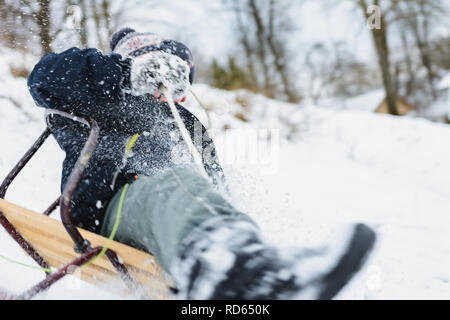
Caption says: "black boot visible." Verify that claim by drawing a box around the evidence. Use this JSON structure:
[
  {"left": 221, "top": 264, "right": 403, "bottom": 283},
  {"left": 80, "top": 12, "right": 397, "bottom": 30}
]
[{"left": 170, "top": 217, "right": 376, "bottom": 300}]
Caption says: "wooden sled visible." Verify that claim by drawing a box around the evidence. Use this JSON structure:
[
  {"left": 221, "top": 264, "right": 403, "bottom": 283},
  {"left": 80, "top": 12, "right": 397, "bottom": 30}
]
[
  {"left": 0, "top": 198, "right": 172, "bottom": 299},
  {"left": 0, "top": 110, "right": 172, "bottom": 299}
]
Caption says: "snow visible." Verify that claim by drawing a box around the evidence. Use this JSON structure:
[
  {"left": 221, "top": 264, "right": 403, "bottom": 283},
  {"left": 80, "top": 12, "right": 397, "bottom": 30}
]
[
  {"left": 319, "top": 89, "right": 386, "bottom": 112},
  {"left": 1, "top": 52, "right": 450, "bottom": 299},
  {"left": 438, "top": 73, "right": 450, "bottom": 90},
  {"left": 414, "top": 101, "right": 449, "bottom": 121}
]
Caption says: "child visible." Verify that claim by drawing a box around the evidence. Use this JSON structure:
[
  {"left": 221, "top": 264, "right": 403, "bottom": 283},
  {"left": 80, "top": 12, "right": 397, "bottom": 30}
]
[{"left": 27, "top": 28, "right": 376, "bottom": 299}]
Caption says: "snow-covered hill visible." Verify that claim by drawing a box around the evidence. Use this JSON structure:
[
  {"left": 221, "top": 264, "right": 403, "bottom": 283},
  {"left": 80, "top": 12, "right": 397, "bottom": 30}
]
[{"left": 0, "top": 57, "right": 450, "bottom": 299}]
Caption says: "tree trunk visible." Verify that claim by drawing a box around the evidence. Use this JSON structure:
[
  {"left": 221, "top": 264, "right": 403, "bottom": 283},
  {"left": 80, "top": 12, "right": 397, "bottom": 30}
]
[
  {"left": 91, "top": 0, "right": 105, "bottom": 51},
  {"left": 409, "top": 5, "right": 437, "bottom": 99},
  {"left": 359, "top": 0, "right": 398, "bottom": 115},
  {"left": 101, "top": 0, "right": 113, "bottom": 39},
  {"left": 36, "top": 0, "right": 52, "bottom": 54},
  {"left": 78, "top": 0, "right": 88, "bottom": 48},
  {"left": 232, "top": 1, "right": 259, "bottom": 91},
  {"left": 400, "top": 29, "right": 415, "bottom": 97},
  {"left": 248, "top": 0, "right": 274, "bottom": 98},
  {"left": 266, "top": 0, "right": 299, "bottom": 103}
]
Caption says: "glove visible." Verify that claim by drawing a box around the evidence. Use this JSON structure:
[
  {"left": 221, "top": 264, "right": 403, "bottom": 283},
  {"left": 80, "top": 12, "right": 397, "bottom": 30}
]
[{"left": 128, "top": 50, "right": 191, "bottom": 101}]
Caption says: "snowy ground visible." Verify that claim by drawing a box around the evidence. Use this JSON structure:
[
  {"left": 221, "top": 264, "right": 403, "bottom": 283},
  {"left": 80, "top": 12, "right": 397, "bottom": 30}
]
[{"left": 0, "top": 66, "right": 449, "bottom": 299}]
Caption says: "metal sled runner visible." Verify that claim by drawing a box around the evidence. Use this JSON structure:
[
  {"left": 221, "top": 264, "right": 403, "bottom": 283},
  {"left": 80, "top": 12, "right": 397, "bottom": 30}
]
[{"left": 0, "top": 110, "right": 172, "bottom": 300}]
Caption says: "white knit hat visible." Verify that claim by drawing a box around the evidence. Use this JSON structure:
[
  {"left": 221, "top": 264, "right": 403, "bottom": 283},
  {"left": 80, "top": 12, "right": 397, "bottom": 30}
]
[{"left": 113, "top": 31, "right": 166, "bottom": 58}]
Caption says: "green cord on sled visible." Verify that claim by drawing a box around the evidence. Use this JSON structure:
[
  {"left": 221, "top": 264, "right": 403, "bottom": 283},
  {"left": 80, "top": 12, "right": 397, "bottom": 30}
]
[{"left": 0, "top": 134, "right": 139, "bottom": 275}]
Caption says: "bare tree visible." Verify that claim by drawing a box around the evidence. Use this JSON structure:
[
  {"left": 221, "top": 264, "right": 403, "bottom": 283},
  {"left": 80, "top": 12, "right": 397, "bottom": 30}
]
[
  {"left": 227, "top": 0, "right": 300, "bottom": 103},
  {"left": 248, "top": 0, "right": 274, "bottom": 97},
  {"left": 392, "top": 0, "right": 447, "bottom": 99},
  {"left": 409, "top": 2, "right": 436, "bottom": 98},
  {"left": 0, "top": 0, "right": 71, "bottom": 55},
  {"left": 0, "top": 0, "right": 34, "bottom": 51},
  {"left": 431, "top": 36, "right": 450, "bottom": 71},
  {"left": 101, "top": 0, "right": 113, "bottom": 40},
  {"left": 90, "top": 0, "right": 105, "bottom": 51},
  {"left": 230, "top": 1, "right": 259, "bottom": 89},
  {"left": 77, "top": 0, "right": 89, "bottom": 48},
  {"left": 265, "top": 0, "right": 300, "bottom": 102},
  {"left": 304, "top": 43, "right": 331, "bottom": 103},
  {"left": 305, "top": 42, "right": 379, "bottom": 103},
  {"left": 35, "top": 0, "right": 52, "bottom": 53},
  {"left": 399, "top": 28, "right": 416, "bottom": 97},
  {"left": 87, "top": 0, "right": 153, "bottom": 52},
  {"left": 359, "top": 0, "right": 398, "bottom": 115}
]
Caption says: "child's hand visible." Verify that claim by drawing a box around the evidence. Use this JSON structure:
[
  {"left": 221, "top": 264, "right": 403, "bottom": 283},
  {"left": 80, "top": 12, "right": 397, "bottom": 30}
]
[{"left": 129, "top": 51, "right": 190, "bottom": 101}]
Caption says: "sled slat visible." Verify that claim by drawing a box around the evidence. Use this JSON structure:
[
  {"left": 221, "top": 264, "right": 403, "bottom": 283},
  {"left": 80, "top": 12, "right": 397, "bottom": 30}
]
[{"left": 0, "top": 198, "right": 172, "bottom": 299}]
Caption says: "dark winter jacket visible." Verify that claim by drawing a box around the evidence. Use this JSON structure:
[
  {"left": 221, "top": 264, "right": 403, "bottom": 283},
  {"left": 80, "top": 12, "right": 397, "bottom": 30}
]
[{"left": 27, "top": 47, "right": 224, "bottom": 233}]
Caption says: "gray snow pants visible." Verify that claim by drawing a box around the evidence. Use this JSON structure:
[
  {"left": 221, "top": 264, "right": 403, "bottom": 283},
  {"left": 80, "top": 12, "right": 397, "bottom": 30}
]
[{"left": 100, "top": 166, "right": 256, "bottom": 273}]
